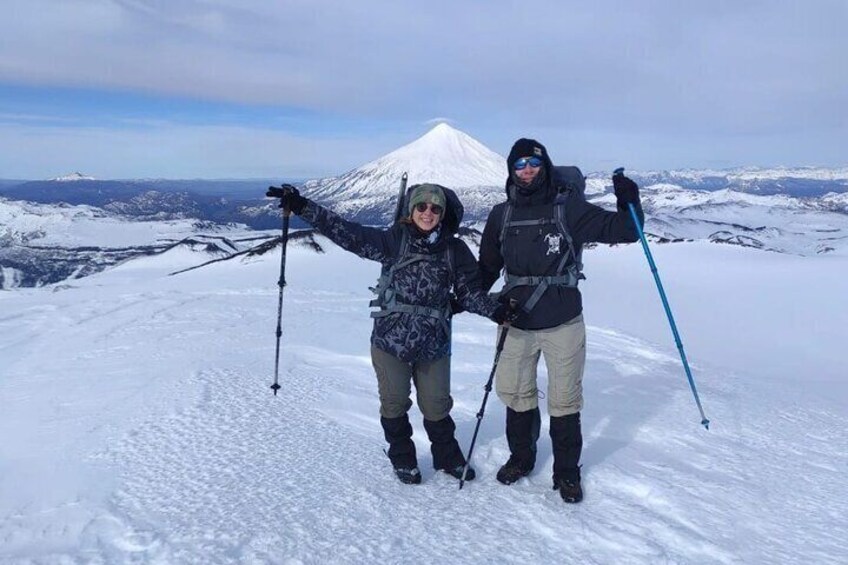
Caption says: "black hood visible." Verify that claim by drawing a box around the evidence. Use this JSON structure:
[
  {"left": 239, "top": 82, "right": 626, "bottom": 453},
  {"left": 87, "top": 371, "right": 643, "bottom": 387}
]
[
  {"left": 504, "top": 137, "right": 554, "bottom": 195},
  {"left": 403, "top": 183, "right": 463, "bottom": 235}
]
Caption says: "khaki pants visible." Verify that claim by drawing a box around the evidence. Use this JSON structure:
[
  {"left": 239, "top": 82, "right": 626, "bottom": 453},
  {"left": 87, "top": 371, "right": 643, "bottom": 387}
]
[
  {"left": 371, "top": 346, "right": 453, "bottom": 421},
  {"left": 495, "top": 315, "right": 586, "bottom": 417}
]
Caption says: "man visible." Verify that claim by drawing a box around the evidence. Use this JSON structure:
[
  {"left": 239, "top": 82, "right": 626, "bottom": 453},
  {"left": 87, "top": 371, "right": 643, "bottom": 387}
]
[{"left": 478, "top": 138, "right": 643, "bottom": 503}]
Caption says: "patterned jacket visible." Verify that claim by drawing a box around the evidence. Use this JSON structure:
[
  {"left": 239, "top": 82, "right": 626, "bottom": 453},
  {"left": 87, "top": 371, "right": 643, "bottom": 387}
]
[{"left": 300, "top": 190, "right": 498, "bottom": 362}]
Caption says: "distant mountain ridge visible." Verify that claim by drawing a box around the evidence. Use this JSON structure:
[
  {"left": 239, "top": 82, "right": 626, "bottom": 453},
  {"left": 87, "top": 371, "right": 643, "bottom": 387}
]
[
  {"left": 2, "top": 124, "right": 847, "bottom": 261},
  {"left": 1, "top": 124, "right": 846, "bottom": 227},
  {"left": 600, "top": 168, "right": 848, "bottom": 198}
]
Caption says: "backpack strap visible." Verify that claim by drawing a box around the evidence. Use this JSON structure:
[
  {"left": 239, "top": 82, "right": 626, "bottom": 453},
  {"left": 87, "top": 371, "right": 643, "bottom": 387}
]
[
  {"left": 369, "top": 228, "right": 452, "bottom": 329},
  {"left": 444, "top": 237, "right": 456, "bottom": 287},
  {"left": 497, "top": 196, "right": 585, "bottom": 313},
  {"left": 554, "top": 195, "right": 583, "bottom": 276},
  {"left": 498, "top": 203, "right": 514, "bottom": 262}
]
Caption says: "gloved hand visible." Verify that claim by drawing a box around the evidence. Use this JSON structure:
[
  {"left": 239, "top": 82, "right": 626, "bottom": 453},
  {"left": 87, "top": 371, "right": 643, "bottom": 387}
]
[
  {"left": 266, "top": 184, "right": 308, "bottom": 215},
  {"left": 491, "top": 301, "right": 520, "bottom": 325},
  {"left": 450, "top": 297, "right": 465, "bottom": 316},
  {"left": 612, "top": 174, "right": 640, "bottom": 205}
]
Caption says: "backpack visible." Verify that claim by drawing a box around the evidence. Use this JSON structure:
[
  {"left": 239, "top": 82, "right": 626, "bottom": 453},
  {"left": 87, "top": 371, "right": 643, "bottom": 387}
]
[
  {"left": 497, "top": 165, "right": 587, "bottom": 313},
  {"left": 368, "top": 184, "right": 458, "bottom": 330},
  {"left": 552, "top": 165, "right": 586, "bottom": 199}
]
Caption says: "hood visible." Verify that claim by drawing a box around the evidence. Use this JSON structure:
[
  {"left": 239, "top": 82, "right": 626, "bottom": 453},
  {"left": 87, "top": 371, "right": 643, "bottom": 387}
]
[
  {"left": 402, "top": 183, "right": 464, "bottom": 235},
  {"left": 504, "top": 137, "right": 554, "bottom": 195}
]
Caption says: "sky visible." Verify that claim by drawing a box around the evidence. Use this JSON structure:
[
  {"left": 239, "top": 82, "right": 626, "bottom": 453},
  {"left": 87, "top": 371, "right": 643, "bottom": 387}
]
[{"left": 1, "top": 0, "right": 846, "bottom": 179}]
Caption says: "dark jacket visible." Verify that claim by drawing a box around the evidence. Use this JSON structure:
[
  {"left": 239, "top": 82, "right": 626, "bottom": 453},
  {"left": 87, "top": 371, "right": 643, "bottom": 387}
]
[
  {"left": 300, "top": 187, "right": 498, "bottom": 362},
  {"left": 479, "top": 159, "right": 644, "bottom": 331}
]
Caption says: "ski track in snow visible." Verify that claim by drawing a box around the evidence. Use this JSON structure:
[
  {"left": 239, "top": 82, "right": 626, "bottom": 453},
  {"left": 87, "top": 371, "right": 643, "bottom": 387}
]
[{"left": 1, "top": 247, "right": 846, "bottom": 564}]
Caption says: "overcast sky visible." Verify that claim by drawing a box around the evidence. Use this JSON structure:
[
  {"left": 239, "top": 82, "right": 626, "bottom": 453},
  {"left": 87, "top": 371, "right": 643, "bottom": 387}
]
[{"left": 1, "top": 0, "right": 846, "bottom": 179}]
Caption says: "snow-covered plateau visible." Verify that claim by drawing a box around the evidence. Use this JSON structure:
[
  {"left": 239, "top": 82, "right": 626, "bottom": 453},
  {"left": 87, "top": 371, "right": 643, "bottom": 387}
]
[{"left": 0, "top": 230, "right": 845, "bottom": 563}]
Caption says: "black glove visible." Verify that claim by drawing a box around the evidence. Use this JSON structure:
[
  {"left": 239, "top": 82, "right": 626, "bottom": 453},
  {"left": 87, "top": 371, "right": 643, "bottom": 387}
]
[
  {"left": 266, "top": 184, "right": 308, "bottom": 215},
  {"left": 491, "top": 301, "right": 520, "bottom": 325},
  {"left": 450, "top": 297, "right": 465, "bottom": 316},
  {"left": 612, "top": 174, "right": 640, "bottom": 205}
]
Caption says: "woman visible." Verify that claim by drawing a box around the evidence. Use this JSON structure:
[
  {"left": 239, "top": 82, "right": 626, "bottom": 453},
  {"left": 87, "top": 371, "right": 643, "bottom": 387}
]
[{"left": 270, "top": 183, "right": 515, "bottom": 485}]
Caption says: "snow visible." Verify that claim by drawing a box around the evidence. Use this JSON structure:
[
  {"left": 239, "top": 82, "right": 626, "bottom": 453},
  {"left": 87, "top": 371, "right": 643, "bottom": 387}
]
[
  {"left": 312, "top": 123, "right": 504, "bottom": 194},
  {"left": 1, "top": 231, "right": 845, "bottom": 563},
  {"left": 302, "top": 124, "right": 506, "bottom": 220},
  {"left": 48, "top": 172, "right": 97, "bottom": 182},
  {"left": 619, "top": 166, "right": 848, "bottom": 183},
  {"left": 0, "top": 198, "right": 246, "bottom": 248}
]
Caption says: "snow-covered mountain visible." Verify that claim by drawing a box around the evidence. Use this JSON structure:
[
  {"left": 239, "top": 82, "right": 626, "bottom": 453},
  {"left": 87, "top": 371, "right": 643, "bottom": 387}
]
[
  {"left": 49, "top": 172, "right": 97, "bottom": 182},
  {"left": 302, "top": 123, "right": 507, "bottom": 222},
  {"left": 3, "top": 124, "right": 848, "bottom": 288},
  {"left": 583, "top": 184, "right": 848, "bottom": 256},
  {"left": 587, "top": 167, "right": 848, "bottom": 197},
  {"left": 0, "top": 198, "right": 259, "bottom": 288}
]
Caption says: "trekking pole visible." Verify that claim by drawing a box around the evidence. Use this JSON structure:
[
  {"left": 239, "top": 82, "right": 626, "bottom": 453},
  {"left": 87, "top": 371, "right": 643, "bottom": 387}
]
[
  {"left": 393, "top": 172, "right": 408, "bottom": 223},
  {"left": 614, "top": 167, "right": 710, "bottom": 429},
  {"left": 459, "top": 308, "right": 515, "bottom": 490},
  {"left": 268, "top": 187, "right": 292, "bottom": 396}
]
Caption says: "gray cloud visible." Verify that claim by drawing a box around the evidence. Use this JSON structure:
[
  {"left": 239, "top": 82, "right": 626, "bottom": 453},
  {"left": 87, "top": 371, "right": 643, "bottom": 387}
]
[{"left": 1, "top": 0, "right": 846, "bottom": 173}]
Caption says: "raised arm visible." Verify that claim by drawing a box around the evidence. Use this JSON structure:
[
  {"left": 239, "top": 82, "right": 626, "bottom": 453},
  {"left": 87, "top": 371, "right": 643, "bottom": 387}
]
[
  {"left": 567, "top": 175, "right": 644, "bottom": 245},
  {"left": 269, "top": 185, "right": 397, "bottom": 263}
]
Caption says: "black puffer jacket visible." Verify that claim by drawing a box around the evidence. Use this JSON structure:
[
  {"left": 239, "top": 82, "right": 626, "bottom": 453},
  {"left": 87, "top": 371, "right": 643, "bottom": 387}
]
[
  {"left": 300, "top": 185, "right": 498, "bottom": 362},
  {"left": 479, "top": 142, "right": 644, "bottom": 331}
]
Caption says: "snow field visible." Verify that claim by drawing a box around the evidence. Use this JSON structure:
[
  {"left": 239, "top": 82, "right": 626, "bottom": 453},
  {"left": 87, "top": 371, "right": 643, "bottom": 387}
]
[{"left": 0, "top": 235, "right": 846, "bottom": 563}]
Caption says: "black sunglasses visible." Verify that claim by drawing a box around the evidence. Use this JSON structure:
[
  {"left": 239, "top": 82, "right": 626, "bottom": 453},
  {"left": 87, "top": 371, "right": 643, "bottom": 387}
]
[{"left": 414, "top": 202, "right": 444, "bottom": 215}]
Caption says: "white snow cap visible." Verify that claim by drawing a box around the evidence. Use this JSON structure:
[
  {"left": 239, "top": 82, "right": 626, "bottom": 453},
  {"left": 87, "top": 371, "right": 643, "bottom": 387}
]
[{"left": 50, "top": 172, "right": 96, "bottom": 182}]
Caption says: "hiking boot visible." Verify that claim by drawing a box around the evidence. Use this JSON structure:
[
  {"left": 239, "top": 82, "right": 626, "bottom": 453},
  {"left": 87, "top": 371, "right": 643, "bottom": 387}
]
[
  {"left": 553, "top": 476, "right": 583, "bottom": 503},
  {"left": 443, "top": 464, "right": 476, "bottom": 482},
  {"left": 394, "top": 466, "right": 422, "bottom": 485},
  {"left": 496, "top": 456, "right": 534, "bottom": 485}
]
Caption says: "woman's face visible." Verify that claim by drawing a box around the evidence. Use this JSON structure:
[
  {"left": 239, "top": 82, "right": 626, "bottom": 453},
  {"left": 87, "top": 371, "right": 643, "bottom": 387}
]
[{"left": 411, "top": 201, "right": 443, "bottom": 233}]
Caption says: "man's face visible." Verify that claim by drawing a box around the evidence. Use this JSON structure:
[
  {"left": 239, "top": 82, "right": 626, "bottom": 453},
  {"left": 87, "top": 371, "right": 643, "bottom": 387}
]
[{"left": 513, "top": 156, "right": 543, "bottom": 185}]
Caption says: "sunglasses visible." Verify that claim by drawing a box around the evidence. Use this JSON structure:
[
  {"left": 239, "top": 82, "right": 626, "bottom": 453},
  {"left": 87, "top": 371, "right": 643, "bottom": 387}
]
[
  {"left": 514, "top": 156, "right": 543, "bottom": 170},
  {"left": 414, "top": 202, "right": 444, "bottom": 215}
]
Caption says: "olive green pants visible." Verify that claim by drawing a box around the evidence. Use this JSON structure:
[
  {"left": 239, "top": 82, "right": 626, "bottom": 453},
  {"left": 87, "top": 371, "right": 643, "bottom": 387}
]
[{"left": 371, "top": 346, "right": 453, "bottom": 421}]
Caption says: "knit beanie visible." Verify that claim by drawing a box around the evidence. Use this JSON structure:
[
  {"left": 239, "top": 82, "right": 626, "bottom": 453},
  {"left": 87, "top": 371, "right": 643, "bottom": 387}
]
[
  {"left": 507, "top": 138, "right": 551, "bottom": 173},
  {"left": 506, "top": 138, "right": 553, "bottom": 190},
  {"left": 408, "top": 184, "right": 447, "bottom": 214}
]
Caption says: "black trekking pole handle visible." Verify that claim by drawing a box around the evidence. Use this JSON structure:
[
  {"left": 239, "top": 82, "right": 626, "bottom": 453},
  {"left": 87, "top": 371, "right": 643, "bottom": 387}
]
[{"left": 459, "top": 300, "right": 517, "bottom": 490}]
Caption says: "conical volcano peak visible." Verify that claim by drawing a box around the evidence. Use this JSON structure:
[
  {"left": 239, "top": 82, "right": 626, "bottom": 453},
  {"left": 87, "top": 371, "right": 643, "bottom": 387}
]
[
  {"left": 303, "top": 124, "right": 507, "bottom": 224},
  {"left": 419, "top": 121, "right": 465, "bottom": 140},
  {"left": 396, "top": 122, "right": 486, "bottom": 154},
  {"left": 372, "top": 124, "right": 505, "bottom": 183}
]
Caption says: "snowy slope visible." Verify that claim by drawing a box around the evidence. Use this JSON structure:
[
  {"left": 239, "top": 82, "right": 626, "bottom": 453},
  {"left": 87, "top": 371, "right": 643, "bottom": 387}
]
[
  {"left": 0, "top": 197, "right": 218, "bottom": 248},
  {"left": 0, "top": 197, "right": 265, "bottom": 288},
  {"left": 0, "top": 235, "right": 845, "bottom": 563}
]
